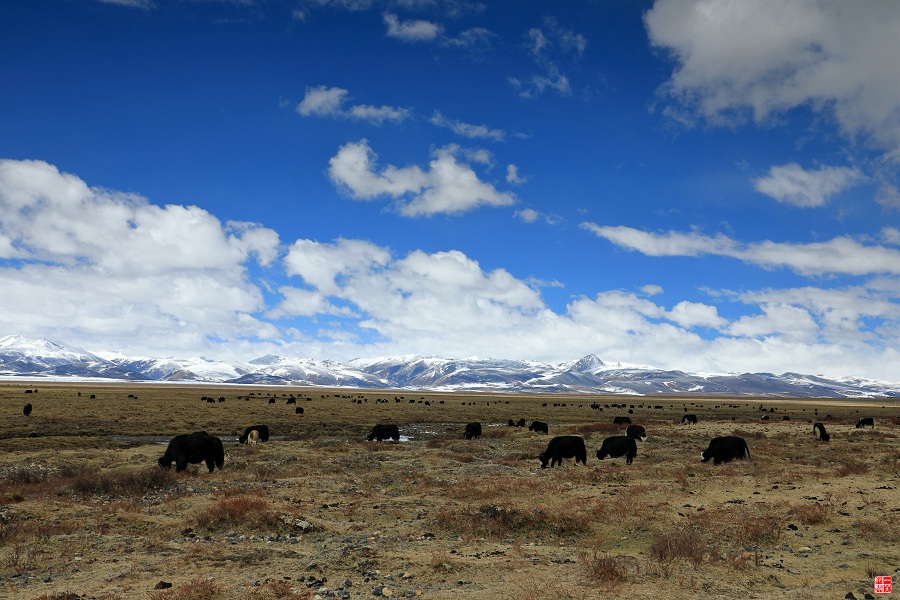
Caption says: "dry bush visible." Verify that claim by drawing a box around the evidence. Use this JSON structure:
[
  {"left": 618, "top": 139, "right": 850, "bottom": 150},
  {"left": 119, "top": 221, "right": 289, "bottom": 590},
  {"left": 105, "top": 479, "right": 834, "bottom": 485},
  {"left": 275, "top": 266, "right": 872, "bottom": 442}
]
[
  {"left": 735, "top": 513, "right": 782, "bottom": 546},
  {"left": 577, "top": 542, "right": 632, "bottom": 587},
  {"left": 444, "top": 476, "right": 547, "bottom": 502},
  {"left": 428, "top": 546, "right": 462, "bottom": 572},
  {"left": 195, "top": 496, "right": 283, "bottom": 532},
  {"left": 836, "top": 460, "right": 870, "bottom": 476},
  {"left": 789, "top": 502, "right": 833, "bottom": 525},
  {"left": 434, "top": 501, "right": 592, "bottom": 540},
  {"left": 147, "top": 578, "right": 226, "bottom": 600},
  {"left": 853, "top": 519, "right": 900, "bottom": 543},
  {"left": 649, "top": 527, "right": 705, "bottom": 568},
  {"left": 0, "top": 465, "right": 53, "bottom": 486},
  {"left": 69, "top": 467, "right": 178, "bottom": 498}
]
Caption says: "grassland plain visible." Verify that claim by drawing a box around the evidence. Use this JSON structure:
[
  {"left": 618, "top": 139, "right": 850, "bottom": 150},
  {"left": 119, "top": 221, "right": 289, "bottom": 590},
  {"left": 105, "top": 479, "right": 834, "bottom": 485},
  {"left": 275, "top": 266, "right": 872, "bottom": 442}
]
[{"left": 0, "top": 382, "right": 898, "bottom": 600}]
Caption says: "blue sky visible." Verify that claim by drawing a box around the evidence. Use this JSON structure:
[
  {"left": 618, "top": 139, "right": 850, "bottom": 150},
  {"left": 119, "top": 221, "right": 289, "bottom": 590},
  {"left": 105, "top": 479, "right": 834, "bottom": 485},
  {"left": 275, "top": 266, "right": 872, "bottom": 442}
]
[{"left": 2, "top": 0, "right": 900, "bottom": 380}]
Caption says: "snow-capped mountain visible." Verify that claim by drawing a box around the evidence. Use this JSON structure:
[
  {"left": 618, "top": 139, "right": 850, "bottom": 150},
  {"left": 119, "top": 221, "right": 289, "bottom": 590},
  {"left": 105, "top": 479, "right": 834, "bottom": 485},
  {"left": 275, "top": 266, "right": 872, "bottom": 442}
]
[{"left": 1, "top": 334, "right": 899, "bottom": 398}]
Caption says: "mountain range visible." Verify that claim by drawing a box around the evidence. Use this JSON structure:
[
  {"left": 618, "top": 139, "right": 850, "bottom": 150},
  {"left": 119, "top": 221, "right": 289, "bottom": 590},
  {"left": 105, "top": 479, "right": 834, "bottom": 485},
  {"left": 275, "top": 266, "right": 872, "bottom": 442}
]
[{"left": 1, "top": 334, "right": 898, "bottom": 398}]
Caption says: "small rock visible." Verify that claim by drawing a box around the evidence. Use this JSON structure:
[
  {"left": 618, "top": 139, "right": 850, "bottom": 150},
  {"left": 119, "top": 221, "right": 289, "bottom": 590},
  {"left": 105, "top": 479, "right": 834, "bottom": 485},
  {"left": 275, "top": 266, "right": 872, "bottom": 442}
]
[
  {"left": 845, "top": 593, "right": 856, "bottom": 600},
  {"left": 787, "top": 569, "right": 799, "bottom": 575},
  {"left": 154, "top": 581, "right": 173, "bottom": 590},
  {"left": 797, "top": 546, "right": 812, "bottom": 553}
]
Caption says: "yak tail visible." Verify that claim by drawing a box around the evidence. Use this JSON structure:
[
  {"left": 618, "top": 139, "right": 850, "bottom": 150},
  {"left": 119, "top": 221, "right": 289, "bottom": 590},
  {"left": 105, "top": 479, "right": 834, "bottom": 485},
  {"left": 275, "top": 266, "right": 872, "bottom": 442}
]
[{"left": 743, "top": 446, "right": 751, "bottom": 461}]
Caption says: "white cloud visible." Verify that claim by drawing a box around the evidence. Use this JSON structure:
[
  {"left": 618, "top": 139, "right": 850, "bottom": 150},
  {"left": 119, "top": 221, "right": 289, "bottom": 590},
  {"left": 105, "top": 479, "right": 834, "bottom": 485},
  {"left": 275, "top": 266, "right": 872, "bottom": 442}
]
[
  {"left": 296, "top": 85, "right": 348, "bottom": 117},
  {"left": 581, "top": 223, "right": 736, "bottom": 257},
  {"left": 430, "top": 111, "right": 506, "bottom": 141},
  {"left": 383, "top": 13, "right": 442, "bottom": 42},
  {"left": 754, "top": 163, "right": 864, "bottom": 207},
  {"left": 514, "top": 208, "right": 558, "bottom": 226},
  {"left": 669, "top": 300, "right": 726, "bottom": 329},
  {"left": 4, "top": 160, "right": 900, "bottom": 380},
  {"left": 0, "top": 159, "right": 281, "bottom": 356},
  {"left": 268, "top": 237, "right": 900, "bottom": 379},
  {"left": 506, "top": 164, "right": 527, "bottom": 184},
  {"left": 328, "top": 140, "right": 516, "bottom": 216},
  {"left": 514, "top": 208, "right": 540, "bottom": 223},
  {"left": 882, "top": 227, "right": 900, "bottom": 246},
  {"left": 296, "top": 85, "right": 411, "bottom": 125},
  {"left": 583, "top": 223, "right": 900, "bottom": 276},
  {"left": 645, "top": 0, "right": 900, "bottom": 149},
  {"left": 726, "top": 303, "right": 819, "bottom": 342}
]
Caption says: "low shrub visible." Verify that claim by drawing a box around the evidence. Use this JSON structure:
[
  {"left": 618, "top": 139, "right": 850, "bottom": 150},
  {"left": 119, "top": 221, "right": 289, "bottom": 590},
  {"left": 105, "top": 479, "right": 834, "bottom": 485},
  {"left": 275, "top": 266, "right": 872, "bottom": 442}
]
[{"left": 196, "top": 496, "right": 282, "bottom": 532}]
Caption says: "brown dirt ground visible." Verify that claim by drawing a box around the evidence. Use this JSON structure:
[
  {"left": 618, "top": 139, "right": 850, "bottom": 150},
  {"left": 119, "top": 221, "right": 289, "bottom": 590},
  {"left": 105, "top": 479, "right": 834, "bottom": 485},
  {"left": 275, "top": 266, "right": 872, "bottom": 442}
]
[{"left": 0, "top": 382, "right": 898, "bottom": 600}]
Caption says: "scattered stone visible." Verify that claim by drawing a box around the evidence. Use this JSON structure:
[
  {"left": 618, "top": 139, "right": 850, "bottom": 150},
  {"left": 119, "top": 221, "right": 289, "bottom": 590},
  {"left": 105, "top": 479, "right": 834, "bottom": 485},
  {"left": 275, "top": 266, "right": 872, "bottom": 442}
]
[
  {"left": 787, "top": 569, "right": 799, "bottom": 575},
  {"left": 154, "top": 581, "right": 173, "bottom": 590}
]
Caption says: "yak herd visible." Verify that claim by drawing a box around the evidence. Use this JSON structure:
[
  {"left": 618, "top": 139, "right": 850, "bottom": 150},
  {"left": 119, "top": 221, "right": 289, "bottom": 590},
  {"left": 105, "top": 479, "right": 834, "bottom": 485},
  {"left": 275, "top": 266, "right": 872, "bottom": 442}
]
[
  {"left": 145, "top": 393, "right": 879, "bottom": 473},
  {"left": 13, "top": 389, "right": 883, "bottom": 474}
]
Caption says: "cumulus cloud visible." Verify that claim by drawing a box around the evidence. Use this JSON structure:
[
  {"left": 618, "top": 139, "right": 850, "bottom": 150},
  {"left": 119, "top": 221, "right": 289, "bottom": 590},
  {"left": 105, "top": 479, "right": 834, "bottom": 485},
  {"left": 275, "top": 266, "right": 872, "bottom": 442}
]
[
  {"left": 754, "top": 163, "right": 864, "bottom": 207},
  {"left": 328, "top": 140, "right": 516, "bottom": 216},
  {"left": 266, "top": 236, "right": 900, "bottom": 379},
  {"left": 4, "top": 161, "right": 900, "bottom": 380},
  {"left": 0, "top": 159, "right": 280, "bottom": 355},
  {"left": 645, "top": 0, "right": 900, "bottom": 149},
  {"left": 296, "top": 85, "right": 410, "bottom": 125},
  {"left": 583, "top": 223, "right": 900, "bottom": 277}
]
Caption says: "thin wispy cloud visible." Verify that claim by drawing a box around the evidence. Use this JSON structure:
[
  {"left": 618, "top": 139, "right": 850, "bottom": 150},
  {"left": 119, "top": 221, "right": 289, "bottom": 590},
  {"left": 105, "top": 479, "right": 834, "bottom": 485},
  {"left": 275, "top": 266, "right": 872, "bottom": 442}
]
[
  {"left": 582, "top": 224, "right": 900, "bottom": 277},
  {"left": 430, "top": 111, "right": 506, "bottom": 141}
]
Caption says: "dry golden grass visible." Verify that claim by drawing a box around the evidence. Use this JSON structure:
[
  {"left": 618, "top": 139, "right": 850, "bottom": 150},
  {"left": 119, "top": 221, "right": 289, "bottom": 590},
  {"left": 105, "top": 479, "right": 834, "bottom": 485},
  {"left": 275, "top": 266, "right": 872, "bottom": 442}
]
[{"left": 0, "top": 382, "right": 898, "bottom": 599}]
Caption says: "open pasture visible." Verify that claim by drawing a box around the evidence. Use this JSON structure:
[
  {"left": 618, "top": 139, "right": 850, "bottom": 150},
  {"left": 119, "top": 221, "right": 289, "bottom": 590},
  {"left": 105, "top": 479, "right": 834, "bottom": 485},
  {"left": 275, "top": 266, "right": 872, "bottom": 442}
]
[{"left": 1, "top": 382, "right": 898, "bottom": 599}]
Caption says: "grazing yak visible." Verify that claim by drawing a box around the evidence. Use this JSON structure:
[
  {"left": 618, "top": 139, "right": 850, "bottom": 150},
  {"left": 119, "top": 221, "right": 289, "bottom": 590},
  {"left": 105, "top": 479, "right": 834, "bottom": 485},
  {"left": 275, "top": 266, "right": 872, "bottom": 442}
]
[
  {"left": 681, "top": 414, "right": 697, "bottom": 425},
  {"left": 700, "top": 436, "right": 750, "bottom": 465},
  {"left": 158, "top": 432, "right": 225, "bottom": 473},
  {"left": 596, "top": 435, "right": 638, "bottom": 464},
  {"left": 612, "top": 416, "right": 632, "bottom": 425},
  {"left": 528, "top": 421, "right": 549, "bottom": 434},
  {"left": 238, "top": 425, "right": 270, "bottom": 444},
  {"left": 367, "top": 423, "right": 400, "bottom": 442},
  {"left": 23, "top": 403, "right": 32, "bottom": 417},
  {"left": 464, "top": 422, "right": 482, "bottom": 440},
  {"left": 625, "top": 424, "right": 647, "bottom": 441},
  {"left": 856, "top": 417, "right": 875, "bottom": 429},
  {"left": 813, "top": 422, "right": 830, "bottom": 442},
  {"left": 538, "top": 435, "right": 587, "bottom": 469}
]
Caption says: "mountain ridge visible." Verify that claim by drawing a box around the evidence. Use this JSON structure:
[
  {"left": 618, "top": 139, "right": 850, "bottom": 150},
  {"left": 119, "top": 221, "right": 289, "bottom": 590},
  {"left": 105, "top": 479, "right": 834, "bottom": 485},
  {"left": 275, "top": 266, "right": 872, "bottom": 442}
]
[{"left": 1, "top": 334, "right": 898, "bottom": 398}]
